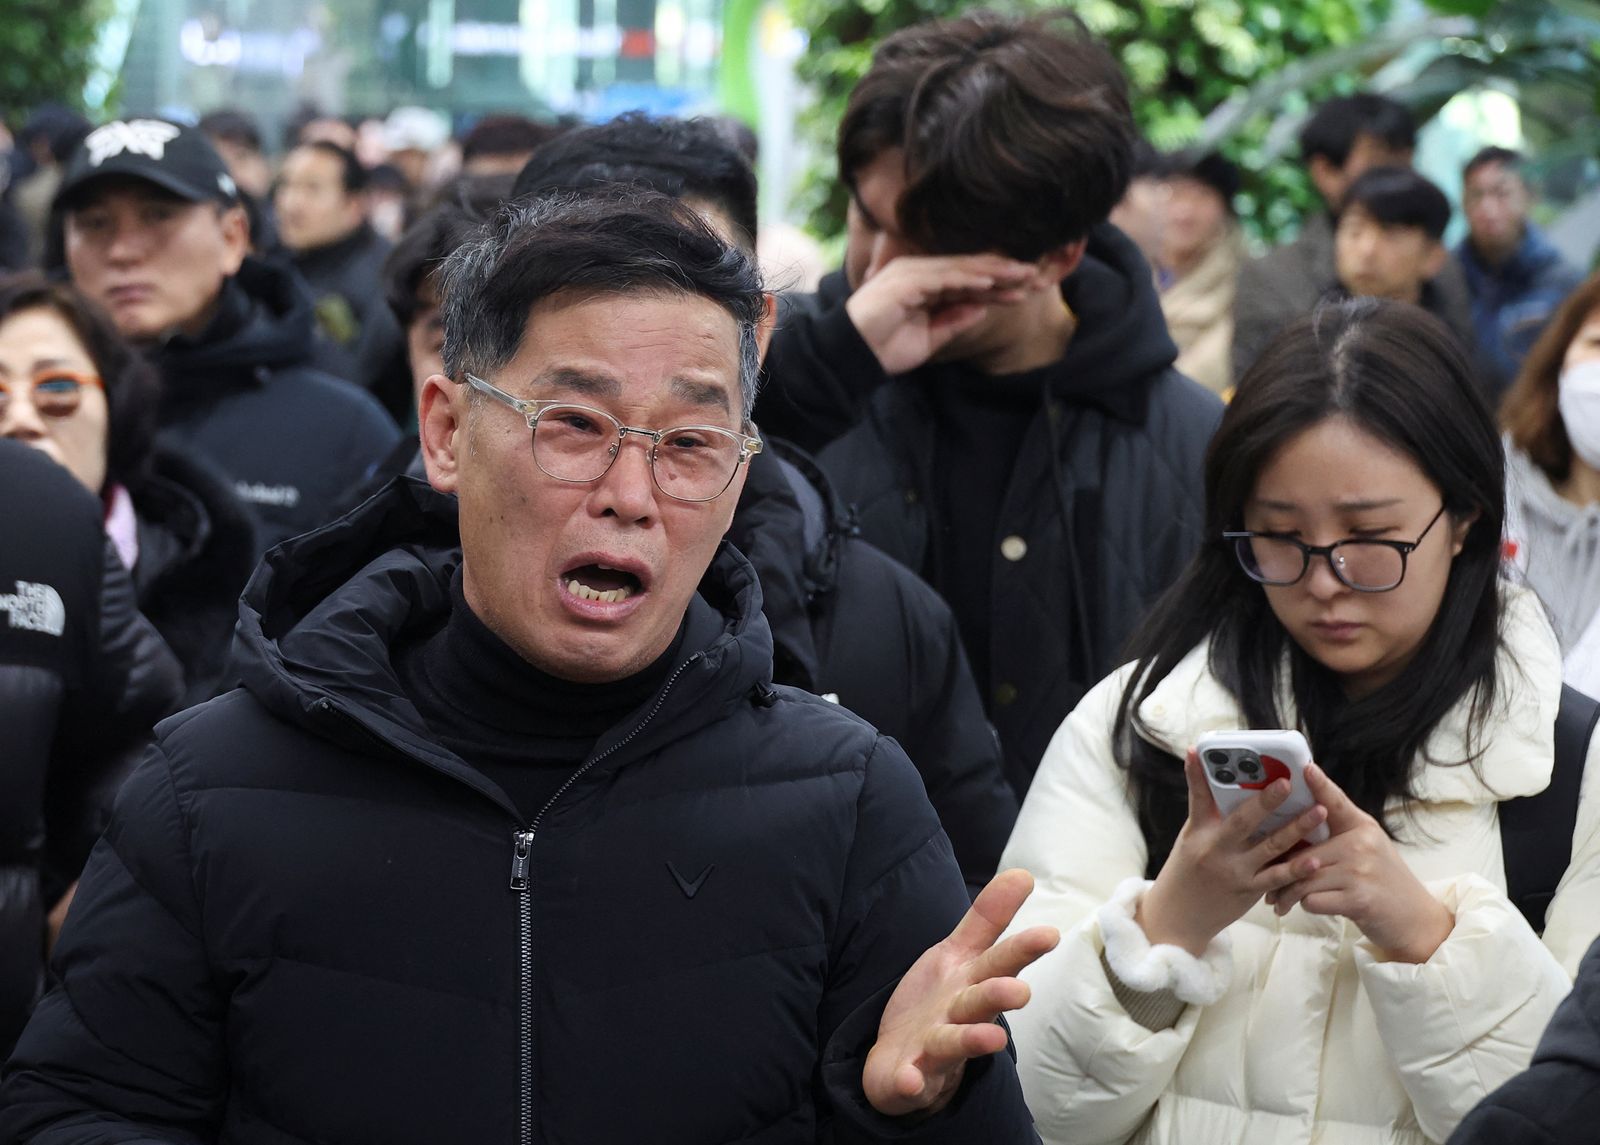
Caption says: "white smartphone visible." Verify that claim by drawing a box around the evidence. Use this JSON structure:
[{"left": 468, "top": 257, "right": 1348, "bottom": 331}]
[{"left": 1194, "top": 730, "right": 1330, "bottom": 846}]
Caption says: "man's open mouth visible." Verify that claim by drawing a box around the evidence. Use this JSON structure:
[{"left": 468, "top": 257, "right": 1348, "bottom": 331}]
[{"left": 562, "top": 563, "right": 645, "bottom": 604}]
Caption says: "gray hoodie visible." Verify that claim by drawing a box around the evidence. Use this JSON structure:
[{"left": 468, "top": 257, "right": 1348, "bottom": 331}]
[{"left": 1505, "top": 441, "right": 1600, "bottom": 651}]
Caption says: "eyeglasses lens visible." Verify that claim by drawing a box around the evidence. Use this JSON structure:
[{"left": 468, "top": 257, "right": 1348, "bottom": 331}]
[
  {"left": 1235, "top": 536, "right": 1404, "bottom": 591},
  {"left": 531, "top": 405, "right": 742, "bottom": 502},
  {"left": 0, "top": 375, "right": 87, "bottom": 419},
  {"left": 1237, "top": 536, "right": 1301, "bottom": 584},
  {"left": 1331, "top": 544, "right": 1404, "bottom": 591}
]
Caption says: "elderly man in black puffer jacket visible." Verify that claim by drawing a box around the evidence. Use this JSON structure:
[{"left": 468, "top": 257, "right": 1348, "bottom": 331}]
[
  {"left": 0, "top": 440, "right": 181, "bottom": 1057},
  {"left": 0, "top": 194, "right": 1053, "bottom": 1145}
]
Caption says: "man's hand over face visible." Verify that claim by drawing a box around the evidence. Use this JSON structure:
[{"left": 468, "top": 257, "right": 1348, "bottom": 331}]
[
  {"left": 844, "top": 254, "right": 1037, "bottom": 375},
  {"left": 862, "top": 868, "right": 1060, "bottom": 1118}
]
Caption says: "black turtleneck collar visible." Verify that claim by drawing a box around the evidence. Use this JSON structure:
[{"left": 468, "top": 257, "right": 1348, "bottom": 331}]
[
  {"left": 394, "top": 569, "right": 712, "bottom": 821},
  {"left": 291, "top": 222, "right": 381, "bottom": 275}
]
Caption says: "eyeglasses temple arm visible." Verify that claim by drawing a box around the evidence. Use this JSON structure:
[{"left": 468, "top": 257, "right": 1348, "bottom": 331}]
[{"left": 465, "top": 373, "right": 539, "bottom": 416}]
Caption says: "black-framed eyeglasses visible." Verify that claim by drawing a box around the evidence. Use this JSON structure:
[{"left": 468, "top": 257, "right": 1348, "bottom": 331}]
[
  {"left": 463, "top": 373, "right": 762, "bottom": 504},
  {"left": 1223, "top": 504, "right": 1448, "bottom": 593}
]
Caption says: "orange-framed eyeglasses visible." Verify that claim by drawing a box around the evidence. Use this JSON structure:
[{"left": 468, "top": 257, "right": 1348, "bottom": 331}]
[{"left": 0, "top": 369, "right": 105, "bottom": 419}]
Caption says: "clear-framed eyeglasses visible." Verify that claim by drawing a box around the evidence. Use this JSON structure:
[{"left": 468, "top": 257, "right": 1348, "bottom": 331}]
[
  {"left": 1223, "top": 504, "right": 1448, "bottom": 593},
  {"left": 464, "top": 372, "right": 762, "bottom": 503}
]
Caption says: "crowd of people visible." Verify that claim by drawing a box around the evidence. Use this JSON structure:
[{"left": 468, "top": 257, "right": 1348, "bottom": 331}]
[{"left": 3, "top": 6, "right": 1600, "bottom": 1143}]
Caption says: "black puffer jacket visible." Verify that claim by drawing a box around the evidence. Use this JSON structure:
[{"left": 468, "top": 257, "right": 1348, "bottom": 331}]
[
  {"left": 758, "top": 225, "right": 1222, "bottom": 792},
  {"left": 0, "top": 441, "right": 182, "bottom": 1057},
  {"left": 1448, "top": 934, "right": 1600, "bottom": 1144},
  {"left": 150, "top": 257, "right": 401, "bottom": 554},
  {"left": 0, "top": 478, "right": 1036, "bottom": 1145},
  {"left": 129, "top": 446, "right": 258, "bottom": 706},
  {"left": 730, "top": 443, "right": 1018, "bottom": 892}
]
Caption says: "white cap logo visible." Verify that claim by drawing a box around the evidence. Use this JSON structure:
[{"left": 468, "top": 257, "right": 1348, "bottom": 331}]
[{"left": 84, "top": 120, "right": 183, "bottom": 167}]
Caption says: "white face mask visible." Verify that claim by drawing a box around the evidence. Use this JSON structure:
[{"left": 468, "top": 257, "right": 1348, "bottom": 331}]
[{"left": 1558, "top": 360, "right": 1600, "bottom": 472}]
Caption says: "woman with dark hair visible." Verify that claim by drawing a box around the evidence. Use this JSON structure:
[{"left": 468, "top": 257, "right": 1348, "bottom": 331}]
[
  {"left": 1503, "top": 272, "right": 1600, "bottom": 697},
  {"left": 0, "top": 273, "right": 255, "bottom": 703},
  {"left": 1000, "top": 298, "right": 1600, "bottom": 1144}
]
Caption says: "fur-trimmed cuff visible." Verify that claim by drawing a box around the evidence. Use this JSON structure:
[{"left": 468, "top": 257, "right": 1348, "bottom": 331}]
[{"left": 1096, "top": 877, "right": 1233, "bottom": 1006}]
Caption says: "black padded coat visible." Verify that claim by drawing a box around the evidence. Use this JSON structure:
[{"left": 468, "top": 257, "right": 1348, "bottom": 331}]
[
  {"left": 729, "top": 443, "right": 1018, "bottom": 893},
  {"left": 0, "top": 441, "right": 182, "bottom": 1056},
  {"left": 0, "top": 477, "right": 1038, "bottom": 1145}
]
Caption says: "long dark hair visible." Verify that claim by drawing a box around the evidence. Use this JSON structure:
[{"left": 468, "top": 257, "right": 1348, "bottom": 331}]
[
  {"left": 1117, "top": 299, "right": 1507, "bottom": 873},
  {"left": 0, "top": 272, "right": 162, "bottom": 494}
]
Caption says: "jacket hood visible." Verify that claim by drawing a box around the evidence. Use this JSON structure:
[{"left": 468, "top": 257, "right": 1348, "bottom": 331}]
[
  {"left": 131, "top": 445, "right": 258, "bottom": 600},
  {"left": 1054, "top": 222, "right": 1182, "bottom": 415},
  {"left": 151, "top": 256, "right": 320, "bottom": 390},
  {"left": 727, "top": 441, "right": 845, "bottom": 691},
  {"left": 1135, "top": 581, "right": 1564, "bottom": 806},
  {"left": 232, "top": 477, "right": 775, "bottom": 776}
]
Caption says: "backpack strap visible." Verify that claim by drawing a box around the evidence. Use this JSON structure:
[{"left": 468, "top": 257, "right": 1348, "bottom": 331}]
[{"left": 1500, "top": 684, "right": 1600, "bottom": 934}]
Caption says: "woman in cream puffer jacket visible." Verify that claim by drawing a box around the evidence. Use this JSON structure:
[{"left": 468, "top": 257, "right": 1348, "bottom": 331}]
[{"left": 1001, "top": 300, "right": 1600, "bottom": 1145}]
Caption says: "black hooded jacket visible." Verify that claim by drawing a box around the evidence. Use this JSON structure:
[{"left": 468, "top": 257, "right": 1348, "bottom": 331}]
[
  {"left": 0, "top": 478, "right": 1037, "bottom": 1145},
  {"left": 756, "top": 224, "right": 1222, "bottom": 792},
  {"left": 149, "top": 257, "right": 401, "bottom": 554},
  {"left": 729, "top": 443, "right": 1017, "bottom": 892},
  {"left": 0, "top": 441, "right": 182, "bottom": 1058},
  {"left": 128, "top": 446, "right": 258, "bottom": 706}
]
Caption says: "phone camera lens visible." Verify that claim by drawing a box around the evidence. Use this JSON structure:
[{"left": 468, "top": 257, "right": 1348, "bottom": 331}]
[
  {"left": 1214, "top": 768, "right": 1237, "bottom": 785},
  {"left": 1205, "top": 750, "right": 1230, "bottom": 768},
  {"left": 1240, "top": 758, "right": 1261, "bottom": 775}
]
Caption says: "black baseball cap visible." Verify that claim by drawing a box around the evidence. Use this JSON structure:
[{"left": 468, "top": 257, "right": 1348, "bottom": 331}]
[{"left": 54, "top": 119, "right": 240, "bottom": 211}]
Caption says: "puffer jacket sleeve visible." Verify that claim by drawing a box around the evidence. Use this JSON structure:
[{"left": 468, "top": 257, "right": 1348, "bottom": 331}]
[
  {"left": 1446, "top": 935, "right": 1600, "bottom": 1145},
  {"left": 1361, "top": 723, "right": 1600, "bottom": 1142},
  {"left": 817, "top": 735, "right": 1038, "bottom": 1143},
  {"left": 999, "top": 668, "right": 1213, "bottom": 1145},
  {"left": 0, "top": 744, "right": 224, "bottom": 1145},
  {"left": 1354, "top": 875, "right": 1572, "bottom": 1142},
  {"left": 41, "top": 542, "right": 184, "bottom": 904}
]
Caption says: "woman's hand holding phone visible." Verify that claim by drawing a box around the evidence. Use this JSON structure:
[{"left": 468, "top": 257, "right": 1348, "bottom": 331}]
[
  {"left": 1264, "top": 763, "right": 1454, "bottom": 964},
  {"left": 1136, "top": 749, "right": 1330, "bottom": 958}
]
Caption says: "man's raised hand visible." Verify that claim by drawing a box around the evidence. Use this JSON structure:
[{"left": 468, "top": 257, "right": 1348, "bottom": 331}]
[
  {"left": 862, "top": 868, "right": 1059, "bottom": 1118},
  {"left": 844, "top": 254, "right": 1038, "bottom": 375}
]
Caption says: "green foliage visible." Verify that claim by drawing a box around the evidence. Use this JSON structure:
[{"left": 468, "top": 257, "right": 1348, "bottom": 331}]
[
  {"left": 789, "top": 0, "right": 1394, "bottom": 245},
  {"left": 1406, "top": 0, "right": 1600, "bottom": 164},
  {"left": 0, "top": 0, "right": 104, "bottom": 117}
]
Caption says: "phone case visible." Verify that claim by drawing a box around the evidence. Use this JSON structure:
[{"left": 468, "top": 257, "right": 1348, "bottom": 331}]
[{"left": 1194, "top": 730, "right": 1330, "bottom": 846}]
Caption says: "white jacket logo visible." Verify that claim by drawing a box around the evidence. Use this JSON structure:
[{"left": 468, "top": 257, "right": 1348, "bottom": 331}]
[
  {"left": 0, "top": 581, "right": 66, "bottom": 636},
  {"left": 85, "top": 120, "right": 182, "bottom": 167}
]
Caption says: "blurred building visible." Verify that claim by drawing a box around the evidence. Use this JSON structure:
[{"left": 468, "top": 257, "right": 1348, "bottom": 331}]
[{"left": 111, "top": 0, "right": 750, "bottom": 141}]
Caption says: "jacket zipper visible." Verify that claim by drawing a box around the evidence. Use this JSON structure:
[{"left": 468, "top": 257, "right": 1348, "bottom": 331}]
[{"left": 506, "top": 651, "right": 703, "bottom": 1145}]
